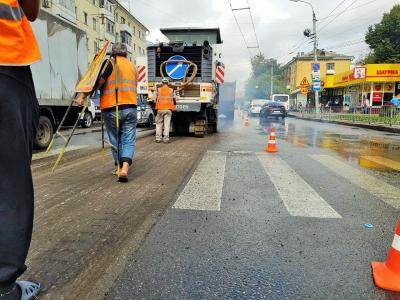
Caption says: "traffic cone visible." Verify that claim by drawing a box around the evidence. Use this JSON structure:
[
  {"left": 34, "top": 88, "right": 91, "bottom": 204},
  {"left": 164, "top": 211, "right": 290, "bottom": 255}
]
[
  {"left": 244, "top": 116, "right": 249, "bottom": 127},
  {"left": 265, "top": 127, "right": 278, "bottom": 153},
  {"left": 371, "top": 220, "right": 400, "bottom": 292}
]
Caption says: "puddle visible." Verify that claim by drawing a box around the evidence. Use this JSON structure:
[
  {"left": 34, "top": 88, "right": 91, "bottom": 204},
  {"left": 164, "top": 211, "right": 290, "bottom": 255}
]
[{"left": 260, "top": 119, "right": 400, "bottom": 172}]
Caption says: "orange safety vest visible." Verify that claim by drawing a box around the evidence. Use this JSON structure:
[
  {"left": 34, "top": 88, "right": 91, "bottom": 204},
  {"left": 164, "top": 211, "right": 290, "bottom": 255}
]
[
  {"left": 0, "top": 0, "right": 41, "bottom": 66},
  {"left": 100, "top": 56, "right": 137, "bottom": 110},
  {"left": 156, "top": 85, "right": 176, "bottom": 111}
]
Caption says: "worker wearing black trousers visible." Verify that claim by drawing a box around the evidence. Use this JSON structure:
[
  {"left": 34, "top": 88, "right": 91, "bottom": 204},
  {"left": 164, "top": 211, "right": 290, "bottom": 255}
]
[{"left": 0, "top": 0, "right": 43, "bottom": 298}]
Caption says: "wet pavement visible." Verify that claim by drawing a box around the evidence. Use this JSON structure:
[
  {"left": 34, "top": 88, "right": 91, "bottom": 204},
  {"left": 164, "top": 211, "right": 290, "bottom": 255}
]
[{"left": 107, "top": 113, "right": 400, "bottom": 299}]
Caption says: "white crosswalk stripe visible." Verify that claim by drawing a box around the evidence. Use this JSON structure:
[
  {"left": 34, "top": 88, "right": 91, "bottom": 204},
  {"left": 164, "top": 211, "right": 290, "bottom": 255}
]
[
  {"left": 173, "top": 151, "right": 226, "bottom": 211},
  {"left": 257, "top": 154, "right": 342, "bottom": 219},
  {"left": 311, "top": 155, "right": 400, "bottom": 209}
]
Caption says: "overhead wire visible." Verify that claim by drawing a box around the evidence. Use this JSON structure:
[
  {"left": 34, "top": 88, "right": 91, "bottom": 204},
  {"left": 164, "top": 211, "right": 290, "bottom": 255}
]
[
  {"left": 318, "top": 0, "right": 359, "bottom": 34},
  {"left": 246, "top": 0, "right": 261, "bottom": 54}
]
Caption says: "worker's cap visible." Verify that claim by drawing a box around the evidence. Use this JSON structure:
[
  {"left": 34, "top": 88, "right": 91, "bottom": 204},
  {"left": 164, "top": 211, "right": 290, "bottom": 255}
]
[
  {"left": 112, "top": 42, "right": 128, "bottom": 56},
  {"left": 161, "top": 78, "right": 169, "bottom": 84}
]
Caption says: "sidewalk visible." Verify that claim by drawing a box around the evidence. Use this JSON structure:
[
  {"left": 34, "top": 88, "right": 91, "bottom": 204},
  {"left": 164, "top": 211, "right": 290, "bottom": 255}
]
[{"left": 289, "top": 112, "right": 400, "bottom": 134}]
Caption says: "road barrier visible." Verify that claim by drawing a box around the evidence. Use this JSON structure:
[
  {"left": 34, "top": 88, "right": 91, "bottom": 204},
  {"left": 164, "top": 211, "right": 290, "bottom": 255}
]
[
  {"left": 293, "top": 106, "right": 400, "bottom": 127},
  {"left": 371, "top": 220, "right": 400, "bottom": 292}
]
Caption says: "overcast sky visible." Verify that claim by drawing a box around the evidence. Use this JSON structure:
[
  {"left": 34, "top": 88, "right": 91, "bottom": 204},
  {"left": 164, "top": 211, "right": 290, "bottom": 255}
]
[{"left": 126, "top": 0, "right": 398, "bottom": 92}]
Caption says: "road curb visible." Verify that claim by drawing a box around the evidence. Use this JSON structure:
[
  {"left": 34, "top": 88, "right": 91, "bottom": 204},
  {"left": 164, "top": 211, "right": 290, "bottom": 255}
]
[
  {"left": 288, "top": 114, "right": 400, "bottom": 134},
  {"left": 32, "top": 129, "right": 155, "bottom": 172}
]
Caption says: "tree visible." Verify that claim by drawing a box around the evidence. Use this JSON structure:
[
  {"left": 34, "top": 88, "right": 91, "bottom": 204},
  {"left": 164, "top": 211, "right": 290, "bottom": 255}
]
[
  {"left": 365, "top": 4, "right": 400, "bottom": 63},
  {"left": 245, "top": 53, "right": 287, "bottom": 100}
]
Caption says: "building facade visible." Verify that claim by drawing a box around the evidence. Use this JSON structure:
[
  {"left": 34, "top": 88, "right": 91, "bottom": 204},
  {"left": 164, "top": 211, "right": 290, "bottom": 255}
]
[
  {"left": 282, "top": 50, "right": 353, "bottom": 107},
  {"left": 41, "top": 0, "right": 148, "bottom": 63}
]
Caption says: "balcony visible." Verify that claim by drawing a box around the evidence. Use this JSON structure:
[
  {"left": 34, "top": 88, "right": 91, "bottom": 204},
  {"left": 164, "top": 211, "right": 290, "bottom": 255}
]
[
  {"left": 120, "top": 23, "right": 133, "bottom": 36},
  {"left": 125, "top": 43, "right": 132, "bottom": 54},
  {"left": 100, "top": 7, "right": 114, "bottom": 22},
  {"left": 326, "top": 69, "right": 335, "bottom": 75}
]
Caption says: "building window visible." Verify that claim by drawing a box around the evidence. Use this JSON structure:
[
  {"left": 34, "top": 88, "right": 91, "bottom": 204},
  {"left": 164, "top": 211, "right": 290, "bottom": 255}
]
[
  {"left": 138, "top": 46, "right": 141, "bottom": 54},
  {"left": 138, "top": 30, "right": 141, "bottom": 39},
  {"left": 93, "top": 17, "right": 97, "bottom": 30},
  {"left": 106, "top": 20, "right": 115, "bottom": 34},
  {"left": 133, "top": 43, "right": 136, "bottom": 51},
  {"left": 59, "top": 0, "right": 74, "bottom": 12},
  {"left": 128, "top": 22, "right": 130, "bottom": 27},
  {"left": 121, "top": 16, "right": 125, "bottom": 24},
  {"left": 92, "top": 0, "right": 96, "bottom": 5},
  {"left": 116, "top": 12, "right": 118, "bottom": 20},
  {"left": 327, "top": 63, "right": 335, "bottom": 71},
  {"left": 74, "top": 6, "right": 77, "bottom": 16},
  {"left": 132, "top": 26, "right": 136, "bottom": 36},
  {"left": 94, "top": 41, "right": 98, "bottom": 53},
  {"left": 83, "top": 11, "right": 88, "bottom": 25},
  {"left": 121, "top": 31, "right": 132, "bottom": 45},
  {"left": 116, "top": 33, "right": 119, "bottom": 42}
]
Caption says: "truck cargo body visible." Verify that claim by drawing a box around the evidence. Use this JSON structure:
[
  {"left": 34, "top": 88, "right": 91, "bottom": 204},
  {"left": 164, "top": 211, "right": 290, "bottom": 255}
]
[
  {"left": 30, "top": 9, "right": 93, "bottom": 149},
  {"left": 218, "top": 82, "right": 236, "bottom": 130}
]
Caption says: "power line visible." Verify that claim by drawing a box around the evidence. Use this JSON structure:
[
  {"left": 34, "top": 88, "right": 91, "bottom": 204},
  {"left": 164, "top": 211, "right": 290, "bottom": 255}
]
[
  {"left": 227, "top": 0, "right": 253, "bottom": 57},
  {"left": 318, "top": 0, "right": 349, "bottom": 26},
  {"left": 318, "top": 0, "right": 359, "bottom": 34},
  {"left": 246, "top": 0, "right": 260, "bottom": 53}
]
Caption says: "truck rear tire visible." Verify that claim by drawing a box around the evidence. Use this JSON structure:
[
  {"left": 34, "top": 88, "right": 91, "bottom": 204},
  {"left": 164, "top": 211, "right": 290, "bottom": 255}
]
[{"left": 34, "top": 116, "right": 53, "bottom": 150}]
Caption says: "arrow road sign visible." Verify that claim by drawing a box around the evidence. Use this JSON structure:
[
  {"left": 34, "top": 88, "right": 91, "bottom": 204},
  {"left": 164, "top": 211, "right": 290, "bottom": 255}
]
[{"left": 166, "top": 55, "right": 189, "bottom": 80}]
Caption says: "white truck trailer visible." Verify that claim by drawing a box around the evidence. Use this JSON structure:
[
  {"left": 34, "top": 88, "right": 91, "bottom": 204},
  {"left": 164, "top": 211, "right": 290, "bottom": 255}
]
[{"left": 30, "top": 9, "right": 94, "bottom": 149}]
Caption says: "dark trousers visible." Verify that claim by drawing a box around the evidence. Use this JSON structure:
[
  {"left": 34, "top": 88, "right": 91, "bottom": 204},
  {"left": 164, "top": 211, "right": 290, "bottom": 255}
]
[{"left": 0, "top": 66, "right": 39, "bottom": 289}]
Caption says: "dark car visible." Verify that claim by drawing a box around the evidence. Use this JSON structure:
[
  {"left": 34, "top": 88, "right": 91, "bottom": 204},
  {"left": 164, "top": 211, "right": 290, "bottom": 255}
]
[{"left": 260, "top": 101, "right": 287, "bottom": 119}]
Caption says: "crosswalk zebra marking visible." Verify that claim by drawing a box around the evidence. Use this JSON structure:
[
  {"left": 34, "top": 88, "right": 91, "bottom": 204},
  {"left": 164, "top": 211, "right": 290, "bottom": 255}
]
[
  {"left": 257, "top": 154, "right": 342, "bottom": 219},
  {"left": 173, "top": 151, "right": 226, "bottom": 211},
  {"left": 312, "top": 155, "right": 400, "bottom": 209}
]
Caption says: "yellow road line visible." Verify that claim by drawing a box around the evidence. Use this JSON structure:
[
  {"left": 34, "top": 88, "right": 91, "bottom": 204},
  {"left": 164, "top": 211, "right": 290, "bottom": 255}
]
[{"left": 361, "top": 156, "right": 400, "bottom": 171}]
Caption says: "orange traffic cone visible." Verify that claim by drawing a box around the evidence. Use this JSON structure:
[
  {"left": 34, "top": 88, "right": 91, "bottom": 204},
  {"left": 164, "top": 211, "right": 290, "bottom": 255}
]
[
  {"left": 265, "top": 127, "right": 278, "bottom": 153},
  {"left": 244, "top": 116, "right": 249, "bottom": 127},
  {"left": 372, "top": 220, "right": 400, "bottom": 292}
]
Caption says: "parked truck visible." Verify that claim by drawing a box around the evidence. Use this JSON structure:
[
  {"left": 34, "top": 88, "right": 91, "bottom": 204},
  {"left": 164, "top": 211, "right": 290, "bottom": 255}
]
[
  {"left": 30, "top": 9, "right": 94, "bottom": 149},
  {"left": 147, "top": 28, "right": 224, "bottom": 137}
]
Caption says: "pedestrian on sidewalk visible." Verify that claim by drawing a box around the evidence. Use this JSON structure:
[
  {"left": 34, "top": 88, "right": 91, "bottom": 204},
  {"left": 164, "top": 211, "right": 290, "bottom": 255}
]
[
  {"left": 77, "top": 43, "right": 138, "bottom": 182},
  {"left": 0, "top": 0, "right": 43, "bottom": 299},
  {"left": 155, "top": 79, "right": 176, "bottom": 143},
  {"left": 391, "top": 93, "right": 399, "bottom": 110}
]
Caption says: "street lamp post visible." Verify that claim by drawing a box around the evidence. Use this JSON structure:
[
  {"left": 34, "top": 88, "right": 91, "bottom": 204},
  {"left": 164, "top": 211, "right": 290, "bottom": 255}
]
[{"left": 289, "top": 0, "right": 319, "bottom": 111}]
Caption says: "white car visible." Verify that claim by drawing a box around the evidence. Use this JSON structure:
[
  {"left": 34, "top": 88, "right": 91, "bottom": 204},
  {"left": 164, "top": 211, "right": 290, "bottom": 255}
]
[{"left": 80, "top": 99, "right": 96, "bottom": 128}]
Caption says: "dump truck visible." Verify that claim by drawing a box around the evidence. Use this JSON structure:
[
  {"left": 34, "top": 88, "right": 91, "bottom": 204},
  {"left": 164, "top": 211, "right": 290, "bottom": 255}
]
[
  {"left": 30, "top": 9, "right": 91, "bottom": 149},
  {"left": 147, "top": 28, "right": 224, "bottom": 137}
]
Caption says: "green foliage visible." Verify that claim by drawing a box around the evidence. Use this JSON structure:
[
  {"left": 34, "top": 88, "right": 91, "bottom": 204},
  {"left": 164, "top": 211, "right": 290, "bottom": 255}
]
[
  {"left": 245, "top": 53, "right": 288, "bottom": 100},
  {"left": 365, "top": 4, "right": 400, "bottom": 63}
]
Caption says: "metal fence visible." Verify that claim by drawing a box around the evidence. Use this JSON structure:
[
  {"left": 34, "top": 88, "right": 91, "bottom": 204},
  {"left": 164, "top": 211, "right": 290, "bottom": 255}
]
[{"left": 295, "top": 106, "right": 400, "bottom": 126}]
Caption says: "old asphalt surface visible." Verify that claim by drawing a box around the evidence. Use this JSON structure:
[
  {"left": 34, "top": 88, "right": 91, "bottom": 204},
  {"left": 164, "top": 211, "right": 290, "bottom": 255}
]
[{"left": 25, "top": 115, "right": 400, "bottom": 299}]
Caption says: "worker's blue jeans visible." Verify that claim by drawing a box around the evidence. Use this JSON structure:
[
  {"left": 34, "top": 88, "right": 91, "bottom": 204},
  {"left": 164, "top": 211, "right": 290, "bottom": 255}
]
[{"left": 103, "top": 106, "right": 137, "bottom": 166}]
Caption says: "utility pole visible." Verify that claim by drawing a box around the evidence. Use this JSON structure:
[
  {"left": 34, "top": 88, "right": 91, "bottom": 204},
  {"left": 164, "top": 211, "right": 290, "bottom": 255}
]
[
  {"left": 289, "top": 0, "right": 319, "bottom": 111},
  {"left": 270, "top": 62, "right": 274, "bottom": 98}
]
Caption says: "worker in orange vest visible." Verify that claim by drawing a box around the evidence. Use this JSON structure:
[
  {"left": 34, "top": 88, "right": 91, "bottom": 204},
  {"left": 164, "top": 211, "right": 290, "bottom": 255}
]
[
  {"left": 77, "top": 43, "right": 138, "bottom": 182},
  {"left": 0, "top": 0, "right": 43, "bottom": 299},
  {"left": 155, "top": 79, "right": 176, "bottom": 143}
]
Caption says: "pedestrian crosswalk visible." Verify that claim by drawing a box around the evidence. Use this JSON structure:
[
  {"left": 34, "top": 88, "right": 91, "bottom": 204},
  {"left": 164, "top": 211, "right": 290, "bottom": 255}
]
[{"left": 172, "top": 151, "right": 400, "bottom": 216}]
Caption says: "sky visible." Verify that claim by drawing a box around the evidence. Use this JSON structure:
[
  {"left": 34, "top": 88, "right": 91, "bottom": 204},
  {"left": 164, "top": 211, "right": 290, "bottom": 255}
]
[{"left": 125, "top": 0, "right": 398, "bottom": 93}]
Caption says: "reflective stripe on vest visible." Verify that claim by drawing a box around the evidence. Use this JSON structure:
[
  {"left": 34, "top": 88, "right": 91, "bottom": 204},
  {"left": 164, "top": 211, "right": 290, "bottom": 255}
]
[
  {"left": 0, "top": 0, "right": 41, "bottom": 66},
  {"left": 100, "top": 56, "right": 138, "bottom": 110},
  {"left": 0, "top": 2, "right": 22, "bottom": 20},
  {"left": 156, "top": 86, "right": 176, "bottom": 111}
]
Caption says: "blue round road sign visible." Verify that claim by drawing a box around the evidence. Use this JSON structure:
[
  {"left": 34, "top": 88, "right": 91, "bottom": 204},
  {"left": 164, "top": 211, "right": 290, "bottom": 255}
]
[{"left": 166, "top": 55, "right": 188, "bottom": 80}]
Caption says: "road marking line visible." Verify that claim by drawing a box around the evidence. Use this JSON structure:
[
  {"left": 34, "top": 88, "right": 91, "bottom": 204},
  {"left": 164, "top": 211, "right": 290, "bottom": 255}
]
[
  {"left": 361, "top": 156, "right": 400, "bottom": 171},
  {"left": 257, "top": 154, "right": 342, "bottom": 219},
  {"left": 311, "top": 155, "right": 400, "bottom": 209},
  {"left": 173, "top": 151, "right": 226, "bottom": 211}
]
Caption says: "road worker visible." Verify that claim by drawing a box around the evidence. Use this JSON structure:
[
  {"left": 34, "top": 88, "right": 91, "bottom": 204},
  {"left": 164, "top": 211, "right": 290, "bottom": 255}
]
[
  {"left": 0, "top": 0, "right": 43, "bottom": 299},
  {"left": 155, "top": 79, "right": 176, "bottom": 143},
  {"left": 77, "top": 43, "right": 137, "bottom": 182}
]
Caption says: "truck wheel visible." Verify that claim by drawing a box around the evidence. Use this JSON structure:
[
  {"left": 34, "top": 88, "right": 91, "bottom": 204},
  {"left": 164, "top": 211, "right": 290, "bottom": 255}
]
[
  {"left": 146, "top": 114, "right": 154, "bottom": 127},
  {"left": 34, "top": 116, "right": 53, "bottom": 150},
  {"left": 81, "top": 112, "right": 93, "bottom": 128}
]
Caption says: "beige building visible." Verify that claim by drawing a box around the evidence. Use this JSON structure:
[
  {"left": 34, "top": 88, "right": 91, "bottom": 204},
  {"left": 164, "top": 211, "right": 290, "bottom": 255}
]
[
  {"left": 282, "top": 49, "right": 353, "bottom": 106},
  {"left": 42, "top": 0, "right": 148, "bottom": 63}
]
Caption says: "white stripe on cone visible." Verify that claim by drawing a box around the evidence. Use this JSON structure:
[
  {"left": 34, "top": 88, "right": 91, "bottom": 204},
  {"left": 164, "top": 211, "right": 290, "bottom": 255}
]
[{"left": 392, "top": 234, "right": 400, "bottom": 252}]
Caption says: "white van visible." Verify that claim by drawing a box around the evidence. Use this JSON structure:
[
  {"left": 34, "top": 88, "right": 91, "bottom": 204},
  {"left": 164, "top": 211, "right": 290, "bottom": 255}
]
[{"left": 272, "top": 94, "right": 290, "bottom": 111}]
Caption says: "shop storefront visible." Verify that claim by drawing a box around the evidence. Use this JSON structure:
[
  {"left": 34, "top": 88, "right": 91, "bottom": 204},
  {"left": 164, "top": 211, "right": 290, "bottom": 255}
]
[{"left": 322, "top": 64, "right": 400, "bottom": 110}]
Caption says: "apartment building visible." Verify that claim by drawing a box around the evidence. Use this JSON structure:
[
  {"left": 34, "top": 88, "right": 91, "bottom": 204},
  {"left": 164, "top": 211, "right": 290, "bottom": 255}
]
[
  {"left": 282, "top": 49, "right": 352, "bottom": 106},
  {"left": 41, "top": 0, "right": 148, "bottom": 62}
]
